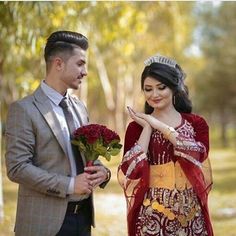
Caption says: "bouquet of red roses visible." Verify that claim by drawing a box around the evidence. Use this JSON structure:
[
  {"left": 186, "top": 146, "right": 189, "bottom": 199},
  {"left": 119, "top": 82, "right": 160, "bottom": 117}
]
[{"left": 72, "top": 124, "right": 122, "bottom": 167}]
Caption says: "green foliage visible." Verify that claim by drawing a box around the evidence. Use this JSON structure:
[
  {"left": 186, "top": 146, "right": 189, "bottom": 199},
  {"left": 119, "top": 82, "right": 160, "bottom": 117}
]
[
  {"left": 190, "top": 2, "right": 236, "bottom": 146},
  {"left": 1, "top": 1, "right": 234, "bottom": 147},
  {"left": 194, "top": 2, "right": 236, "bottom": 114},
  {"left": 0, "top": 1, "right": 90, "bottom": 121},
  {"left": 0, "top": 1, "right": 195, "bottom": 121}
]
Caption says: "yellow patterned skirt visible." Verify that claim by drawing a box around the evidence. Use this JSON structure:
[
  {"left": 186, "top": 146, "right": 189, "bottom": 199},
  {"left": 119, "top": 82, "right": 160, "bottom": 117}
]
[{"left": 135, "top": 162, "right": 207, "bottom": 236}]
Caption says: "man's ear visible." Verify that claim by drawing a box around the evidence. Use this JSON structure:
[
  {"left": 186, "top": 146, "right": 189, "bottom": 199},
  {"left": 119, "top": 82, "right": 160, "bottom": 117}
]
[{"left": 54, "top": 57, "right": 64, "bottom": 71}]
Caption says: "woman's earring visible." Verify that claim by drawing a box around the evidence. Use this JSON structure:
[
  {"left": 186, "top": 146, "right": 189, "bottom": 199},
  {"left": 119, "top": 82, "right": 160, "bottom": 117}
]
[{"left": 173, "top": 95, "right": 176, "bottom": 105}]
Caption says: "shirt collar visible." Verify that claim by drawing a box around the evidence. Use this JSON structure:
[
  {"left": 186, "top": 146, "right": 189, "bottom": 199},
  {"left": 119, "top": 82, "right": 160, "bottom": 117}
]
[{"left": 40, "top": 80, "right": 68, "bottom": 106}]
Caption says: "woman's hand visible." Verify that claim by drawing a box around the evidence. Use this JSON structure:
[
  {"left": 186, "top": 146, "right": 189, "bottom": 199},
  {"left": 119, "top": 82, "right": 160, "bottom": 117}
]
[
  {"left": 127, "top": 106, "right": 161, "bottom": 130},
  {"left": 127, "top": 106, "right": 152, "bottom": 153},
  {"left": 127, "top": 106, "right": 151, "bottom": 129},
  {"left": 136, "top": 113, "right": 162, "bottom": 129},
  {"left": 127, "top": 107, "right": 178, "bottom": 148},
  {"left": 127, "top": 106, "right": 149, "bottom": 127}
]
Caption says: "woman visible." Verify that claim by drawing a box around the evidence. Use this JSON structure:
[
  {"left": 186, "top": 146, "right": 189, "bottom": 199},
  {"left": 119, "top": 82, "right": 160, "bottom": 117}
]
[{"left": 118, "top": 54, "right": 213, "bottom": 236}]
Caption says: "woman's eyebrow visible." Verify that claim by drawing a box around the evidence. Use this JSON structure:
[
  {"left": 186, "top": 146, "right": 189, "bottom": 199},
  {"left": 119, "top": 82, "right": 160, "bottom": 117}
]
[{"left": 144, "top": 83, "right": 162, "bottom": 87}]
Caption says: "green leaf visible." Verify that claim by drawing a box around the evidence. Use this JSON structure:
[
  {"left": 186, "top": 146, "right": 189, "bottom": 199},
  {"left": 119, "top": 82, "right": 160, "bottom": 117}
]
[
  {"left": 113, "top": 143, "right": 123, "bottom": 149},
  {"left": 71, "top": 140, "right": 86, "bottom": 151},
  {"left": 94, "top": 145, "right": 107, "bottom": 156},
  {"left": 71, "top": 140, "right": 80, "bottom": 145},
  {"left": 109, "top": 148, "right": 121, "bottom": 156},
  {"left": 109, "top": 139, "right": 120, "bottom": 145},
  {"left": 104, "top": 152, "right": 111, "bottom": 161}
]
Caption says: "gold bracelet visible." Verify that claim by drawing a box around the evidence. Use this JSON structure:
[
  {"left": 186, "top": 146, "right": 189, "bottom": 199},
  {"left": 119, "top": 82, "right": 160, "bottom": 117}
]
[{"left": 163, "top": 126, "right": 175, "bottom": 139}]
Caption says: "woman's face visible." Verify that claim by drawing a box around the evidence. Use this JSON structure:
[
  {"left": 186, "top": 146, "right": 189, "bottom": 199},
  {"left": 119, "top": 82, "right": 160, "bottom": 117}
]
[{"left": 143, "top": 76, "right": 173, "bottom": 110}]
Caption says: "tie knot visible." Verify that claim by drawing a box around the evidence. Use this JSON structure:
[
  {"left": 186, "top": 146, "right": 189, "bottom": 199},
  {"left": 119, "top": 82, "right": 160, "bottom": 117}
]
[{"left": 59, "top": 97, "right": 70, "bottom": 109}]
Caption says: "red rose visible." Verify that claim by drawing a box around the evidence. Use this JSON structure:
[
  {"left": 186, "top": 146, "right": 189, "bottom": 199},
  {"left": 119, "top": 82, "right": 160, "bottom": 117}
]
[
  {"left": 72, "top": 124, "right": 122, "bottom": 163},
  {"left": 86, "top": 128, "right": 100, "bottom": 144},
  {"left": 102, "top": 128, "right": 120, "bottom": 144}
]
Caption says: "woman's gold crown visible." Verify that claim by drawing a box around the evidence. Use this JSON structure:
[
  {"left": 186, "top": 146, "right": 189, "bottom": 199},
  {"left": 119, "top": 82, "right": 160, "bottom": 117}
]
[{"left": 144, "top": 54, "right": 177, "bottom": 68}]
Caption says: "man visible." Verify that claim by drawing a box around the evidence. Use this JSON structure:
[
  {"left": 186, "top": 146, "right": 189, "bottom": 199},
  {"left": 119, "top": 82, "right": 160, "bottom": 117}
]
[{"left": 5, "top": 30, "right": 110, "bottom": 236}]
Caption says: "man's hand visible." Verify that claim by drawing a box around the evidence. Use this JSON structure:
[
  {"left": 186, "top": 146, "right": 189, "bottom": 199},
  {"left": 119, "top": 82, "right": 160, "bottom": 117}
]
[
  {"left": 85, "top": 165, "right": 109, "bottom": 188},
  {"left": 74, "top": 173, "right": 93, "bottom": 195}
]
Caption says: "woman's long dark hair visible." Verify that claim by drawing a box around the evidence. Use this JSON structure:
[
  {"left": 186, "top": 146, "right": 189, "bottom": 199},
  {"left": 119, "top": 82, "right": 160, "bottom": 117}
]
[{"left": 141, "top": 62, "right": 192, "bottom": 114}]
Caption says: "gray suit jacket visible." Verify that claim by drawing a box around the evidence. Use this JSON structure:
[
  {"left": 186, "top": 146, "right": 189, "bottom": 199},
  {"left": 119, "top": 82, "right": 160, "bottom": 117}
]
[{"left": 5, "top": 86, "right": 96, "bottom": 236}]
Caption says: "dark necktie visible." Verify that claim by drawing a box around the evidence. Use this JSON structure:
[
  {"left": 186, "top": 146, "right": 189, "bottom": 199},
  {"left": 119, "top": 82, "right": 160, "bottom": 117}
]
[{"left": 59, "top": 97, "right": 84, "bottom": 174}]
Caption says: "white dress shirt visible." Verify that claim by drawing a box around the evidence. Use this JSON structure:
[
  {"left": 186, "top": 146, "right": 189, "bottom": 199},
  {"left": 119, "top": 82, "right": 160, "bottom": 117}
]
[{"left": 40, "top": 81, "right": 80, "bottom": 195}]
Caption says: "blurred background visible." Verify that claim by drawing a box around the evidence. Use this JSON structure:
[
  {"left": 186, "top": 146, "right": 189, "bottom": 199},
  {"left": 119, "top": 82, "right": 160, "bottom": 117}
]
[{"left": 0, "top": 1, "right": 235, "bottom": 235}]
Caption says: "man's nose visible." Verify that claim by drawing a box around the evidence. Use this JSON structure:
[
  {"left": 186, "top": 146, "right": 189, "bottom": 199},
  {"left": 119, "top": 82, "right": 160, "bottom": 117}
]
[{"left": 82, "top": 67, "right": 88, "bottom": 77}]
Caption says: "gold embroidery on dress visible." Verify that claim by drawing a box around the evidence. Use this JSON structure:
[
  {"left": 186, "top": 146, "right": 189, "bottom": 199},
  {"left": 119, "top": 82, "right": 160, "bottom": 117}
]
[{"left": 145, "top": 162, "right": 199, "bottom": 227}]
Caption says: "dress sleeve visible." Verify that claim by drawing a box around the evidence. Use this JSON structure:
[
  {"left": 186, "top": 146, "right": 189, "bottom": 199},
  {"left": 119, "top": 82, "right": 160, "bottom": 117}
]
[
  {"left": 174, "top": 115, "right": 209, "bottom": 166},
  {"left": 174, "top": 115, "right": 213, "bottom": 236},
  {"left": 120, "top": 122, "right": 148, "bottom": 179},
  {"left": 118, "top": 122, "right": 149, "bottom": 236},
  {"left": 123, "top": 122, "right": 143, "bottom": 155}
]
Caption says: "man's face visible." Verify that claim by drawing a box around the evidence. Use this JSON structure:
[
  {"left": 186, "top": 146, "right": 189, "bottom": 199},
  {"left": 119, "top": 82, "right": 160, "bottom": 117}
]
[{"left": 60, "top": 47, "right": 87, "bottom": 90}]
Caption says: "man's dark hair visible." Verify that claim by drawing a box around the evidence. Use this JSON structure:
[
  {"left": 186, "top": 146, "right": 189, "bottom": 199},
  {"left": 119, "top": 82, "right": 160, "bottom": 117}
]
[{"left": 44, "top": 30, "right": 88, "bottom": 70}]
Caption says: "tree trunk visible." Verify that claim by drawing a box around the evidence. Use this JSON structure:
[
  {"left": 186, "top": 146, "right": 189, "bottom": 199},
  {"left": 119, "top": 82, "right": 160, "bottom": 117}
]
[
  {"left": 234, "top": 120, "right": 236, "bottom": 149},
  {"left": 124, "top": 72, "right": 135, "bottom": 129},
  {"left": 0, "top": 109, "right": 4, "bottom": 222},
  {"left": 219, "top": 109, "right": 228, "bottom": 147},
  {"left": 115, "top": 66, "right": 125, "bottom": 136},
  {"left": 93, "top": 45, "right": 115, "bottom": 128},
  {"left": 0, "top": 57, "right": 4, "bottom": 222}
]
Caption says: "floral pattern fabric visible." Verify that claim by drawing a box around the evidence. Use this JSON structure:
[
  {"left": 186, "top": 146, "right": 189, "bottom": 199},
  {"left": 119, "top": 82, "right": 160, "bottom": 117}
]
[{"left": 118, "top": 113, "right": 213, "bottom": 236}]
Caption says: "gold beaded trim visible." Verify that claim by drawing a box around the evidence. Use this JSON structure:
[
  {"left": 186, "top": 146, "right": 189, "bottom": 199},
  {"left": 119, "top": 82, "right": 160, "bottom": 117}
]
[{"left": 143, "top": 198, "right": 199, "bottom": 227}]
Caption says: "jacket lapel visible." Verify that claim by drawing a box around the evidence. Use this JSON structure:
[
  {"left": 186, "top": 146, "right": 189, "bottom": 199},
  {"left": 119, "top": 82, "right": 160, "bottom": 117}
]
[
  {"left": 33, "top": 87, "right": 67, "bottom": 155},
  {"left": 69, "top": 95, "right": 89, "bottom": 126},
  {"left": 69, "top": 95, "right": 89, "bottom": 165}
]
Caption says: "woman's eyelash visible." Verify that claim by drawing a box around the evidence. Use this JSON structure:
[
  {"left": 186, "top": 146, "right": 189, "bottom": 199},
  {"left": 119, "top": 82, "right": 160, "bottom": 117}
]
[
  {"left": 159, "top": 85, "right": 166, "bottom": 90},
  {"left": 144, "top": 85, "right": 166, "bottom": 92},
  {"left": 144, "top": 88, "right": 152, "bottom": 92}
]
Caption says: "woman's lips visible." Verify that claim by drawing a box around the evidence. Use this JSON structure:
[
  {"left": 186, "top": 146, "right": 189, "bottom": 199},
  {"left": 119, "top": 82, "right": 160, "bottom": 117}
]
[{"left": 152, "top": 99, "right": 162, "bottom": 103}]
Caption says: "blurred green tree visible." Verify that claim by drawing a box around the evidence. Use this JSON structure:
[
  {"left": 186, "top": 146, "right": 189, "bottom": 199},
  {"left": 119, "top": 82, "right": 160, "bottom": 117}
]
[
  {"left": 193, "top": 2, "right": 236, "bottom": 147},
  {"left": 0, "top": 1, "right": 195, "bottom": 132}
]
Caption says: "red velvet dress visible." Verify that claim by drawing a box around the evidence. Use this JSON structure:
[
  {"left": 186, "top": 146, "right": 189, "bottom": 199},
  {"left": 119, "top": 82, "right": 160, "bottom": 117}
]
[{"left": 118, "top": 113, "right": 213, "bottom": 236}]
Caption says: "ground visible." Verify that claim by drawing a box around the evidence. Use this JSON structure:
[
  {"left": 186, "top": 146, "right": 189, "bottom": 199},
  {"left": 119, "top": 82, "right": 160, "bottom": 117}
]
[{"left": 1, "top": 148, "right": 236, "bottom": 235}]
